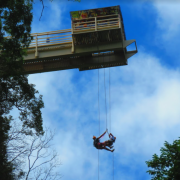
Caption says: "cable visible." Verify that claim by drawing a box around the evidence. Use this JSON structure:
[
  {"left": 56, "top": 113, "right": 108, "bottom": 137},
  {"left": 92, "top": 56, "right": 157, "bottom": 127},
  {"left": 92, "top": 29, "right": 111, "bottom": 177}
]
[
  {"left": 98, "top": 68, "right": 100, "bottom": 134},
  {"left": 97, "top": 50, "right": 100, "bottom": 180},
  {"left": 98, "top": 52, "right": 114, "bottom": 180},
  {"left": 113, "top": 151, "right": 114, "bottom": 180},
  {"left": 108, "top": 52, "right": 114, "bottom": 180},
  {"left": 98, "top": 149, "right": 99, "bottom": 180},
  {"left": 109, "top": 65, "right": 111, "bottom": 133},
  {"left": 98, "top": 68, "right": 100, "bottom": 180},
  {"left": 103, "top": 54, "right": 108, "bottom": 131}
]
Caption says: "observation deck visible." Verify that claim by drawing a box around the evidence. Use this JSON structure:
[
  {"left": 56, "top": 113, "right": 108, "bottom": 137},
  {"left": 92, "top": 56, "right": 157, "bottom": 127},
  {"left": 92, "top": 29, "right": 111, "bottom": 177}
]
[{"left": 23, "top": 5, "right": 137, "bottom": 74}]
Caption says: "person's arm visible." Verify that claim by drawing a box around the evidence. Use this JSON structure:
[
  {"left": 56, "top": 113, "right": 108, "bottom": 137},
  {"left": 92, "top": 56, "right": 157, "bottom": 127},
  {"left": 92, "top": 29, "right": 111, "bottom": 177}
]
[
  {"left": 98, "top": 131, "right": 106, "bottom": 139},
  {"left": 109, "top": 133, "right": 112, "bottom": 138}
]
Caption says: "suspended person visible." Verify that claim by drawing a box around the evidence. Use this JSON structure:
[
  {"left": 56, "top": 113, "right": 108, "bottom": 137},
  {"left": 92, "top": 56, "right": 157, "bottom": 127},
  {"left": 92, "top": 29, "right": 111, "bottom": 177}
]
[
  {"left": 93, "top": 130, "right": 114, "bottom": 152},
  {"left": 104, "top": 133, "right": 116, "bottom": 149}
]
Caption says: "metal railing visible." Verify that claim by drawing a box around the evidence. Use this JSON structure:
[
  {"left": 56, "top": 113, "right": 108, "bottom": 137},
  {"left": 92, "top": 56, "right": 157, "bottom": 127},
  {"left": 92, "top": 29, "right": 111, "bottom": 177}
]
[
  {"left": 72, "top": 14, "right": 121, "bottom": 34},
  {"left": 29, "top": 29, "right": 72, "bottom": 48},
  {"left": 4, "top": 15, "right": 121, "bottom": 51},
  {"left": 28, "top": 15, "right": 121, "bottom": 49},
  {"left": 24, "top": 14, "right": 121, "bottom": 57}
]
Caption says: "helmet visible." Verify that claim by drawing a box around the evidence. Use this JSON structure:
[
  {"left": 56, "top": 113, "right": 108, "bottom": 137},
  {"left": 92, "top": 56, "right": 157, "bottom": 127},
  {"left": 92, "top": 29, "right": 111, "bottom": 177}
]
[{"left": 93, "top": 136, "right": 96, "bottom": 139}]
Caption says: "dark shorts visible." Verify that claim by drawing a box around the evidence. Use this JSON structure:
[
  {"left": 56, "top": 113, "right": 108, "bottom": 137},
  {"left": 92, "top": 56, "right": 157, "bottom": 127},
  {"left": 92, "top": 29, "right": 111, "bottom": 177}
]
[
  {"left": 107, "top": 140, "right": 113, "bottom": 146},
  {"left": 97, "top": 142, "right": 106, "bottom": 149}
]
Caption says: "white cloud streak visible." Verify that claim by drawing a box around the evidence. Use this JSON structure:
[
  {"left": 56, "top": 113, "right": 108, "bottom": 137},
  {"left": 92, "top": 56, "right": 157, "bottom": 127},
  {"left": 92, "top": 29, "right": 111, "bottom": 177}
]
[
  {"left": 19, "top": 1, "right": 180, "bottom": 179},
  {"left": 27, "top": 48, "right": 180, "bottom": 179},
  {"left": 153, "top": 0, "right": 180, "bottom": 40},
  {"left": 150, "top": 0, "right": 180, "bottom": 57}
]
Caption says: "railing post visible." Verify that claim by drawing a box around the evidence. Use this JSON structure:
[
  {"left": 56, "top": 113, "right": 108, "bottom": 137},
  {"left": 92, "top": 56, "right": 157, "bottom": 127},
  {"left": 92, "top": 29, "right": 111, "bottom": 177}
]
[
  {"left": 71, "top": 20, "right": 74, "bottom": 53},
  {"left": 71, "top": 20, "right": 74, "bottom": 34},
  {"left": 35, "top": 35, "right": 38, "bottom": 58},
  {"left": 72, "top": 35, "right": 74, "bottom": 53},
  {"left": 118, "top": 14, "right": 121, "bottom": 28},
  {"left": 95, "top": 17, "right": 97, "bottom": 31}
]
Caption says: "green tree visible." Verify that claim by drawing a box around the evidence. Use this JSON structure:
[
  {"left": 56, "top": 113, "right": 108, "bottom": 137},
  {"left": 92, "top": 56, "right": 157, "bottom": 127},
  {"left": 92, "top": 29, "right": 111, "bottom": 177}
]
[
  {"left": 0, "top": 0, "right": 33, "bottom": 77},
  {"left": 0, "top": 0, "right": 81, "bottom": 178},
  {"left": 146, "top": 138, "right": 180, "bottom": 180},
  {"left": 0, "top": 1, "right": 44, "bottom": 179},
  {"left": 0, "top": 116, "right": 14, "bottom": 179}
]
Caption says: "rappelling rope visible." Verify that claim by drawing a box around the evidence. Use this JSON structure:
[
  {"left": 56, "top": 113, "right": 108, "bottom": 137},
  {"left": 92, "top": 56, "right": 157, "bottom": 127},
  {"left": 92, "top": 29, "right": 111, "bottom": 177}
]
[
  {"left": 98, "top": 66, "right": 100, "bottom": 180},
  {"left": 97, "top": 42, "right": 100, "bottom": 180},
  {"left": 98, "top": 51, "right": 114, "bottom": 180},
  {"left": 113, "top": 151, "right": 114, "bottom": 180},
  {"left": 98, "top": 60, "right": 100, "bottom": 135},
  {"left": 109, "top": 63, "right": 111, "bottom": 133},
  {"left": 108, "top": 52, "right": 114, "bottom": 180},
  {"left": 103, "top": 54, "right": 108, "bottom": 131}
]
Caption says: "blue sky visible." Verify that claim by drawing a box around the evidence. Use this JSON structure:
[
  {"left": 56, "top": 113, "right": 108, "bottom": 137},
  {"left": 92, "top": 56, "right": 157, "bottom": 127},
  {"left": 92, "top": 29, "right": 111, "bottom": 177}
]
[{"left": 22, "top": 0, "right": 180, "bottom": 179}]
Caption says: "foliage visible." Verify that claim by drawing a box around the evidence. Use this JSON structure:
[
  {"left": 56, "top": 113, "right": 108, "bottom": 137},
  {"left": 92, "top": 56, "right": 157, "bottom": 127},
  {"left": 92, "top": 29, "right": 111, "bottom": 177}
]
[
  {"left": 0, "top": 0, "right": 44, "bottom": 134},
  {"left": 0, "top": 0, "right": 81, "bottom": 178},
  {"left": 0, "top": 0, "right": 33, "bottom": 77},
  {"left": 1, "top": 76, "right": 44, "bottom": 135},
  {"left": 0, "top": 116, "right": 15, "bottom": 180},
  {"left": 0, "top": 0, "right": 44, "bottom": 179},
  {"left": 146, "top": 138, "right": 180, "bottom": 180}
]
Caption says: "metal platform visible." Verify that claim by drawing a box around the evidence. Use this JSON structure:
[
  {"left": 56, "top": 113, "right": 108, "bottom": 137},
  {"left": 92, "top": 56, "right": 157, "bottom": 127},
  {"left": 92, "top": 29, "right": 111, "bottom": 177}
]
[{"left": 23, "top": 5, "right": 137, "bottom": 74}]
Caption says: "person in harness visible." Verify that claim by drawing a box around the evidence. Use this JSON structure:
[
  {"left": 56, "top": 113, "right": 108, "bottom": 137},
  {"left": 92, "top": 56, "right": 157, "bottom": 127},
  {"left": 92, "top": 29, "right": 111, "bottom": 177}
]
[
  {"left": 93, "top": 130, "right": 115, "bottom": 152},
  {"left": 105, "top": 133, "right": 116, "bottom": 149}
]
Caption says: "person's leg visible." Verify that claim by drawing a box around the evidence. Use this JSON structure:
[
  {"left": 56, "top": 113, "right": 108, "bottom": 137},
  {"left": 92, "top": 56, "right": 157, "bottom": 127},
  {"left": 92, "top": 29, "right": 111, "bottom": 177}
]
[
  {"left": 103, "top": 147, "right": 112, "bottom": 152},
  {"left": 104, "top": 140, "right": 111, "bottom": 146},
  {"left": 105, "top": 140, "right": 113, "bottom": 147},
  {"left": 100, "top": 142, "right": 114, "bottom": 152},
  {"left": 102, "top": 141, "right": 108, "bottom": 146}
]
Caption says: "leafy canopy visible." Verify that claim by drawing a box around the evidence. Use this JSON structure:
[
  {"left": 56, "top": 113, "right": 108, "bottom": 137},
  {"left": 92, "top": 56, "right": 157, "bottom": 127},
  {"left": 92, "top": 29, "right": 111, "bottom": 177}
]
[
  {"left": 0, "top": 0, "right": 33, "bottom": 77},
  {"left": 146, "top": 138, "right": 180, "bottom": 180},
  {"left": 0, "top": 1, "right": 44, "bottom": 179},
  {"left": 0, "top": 0, "right": 44, "bottom": 135}
]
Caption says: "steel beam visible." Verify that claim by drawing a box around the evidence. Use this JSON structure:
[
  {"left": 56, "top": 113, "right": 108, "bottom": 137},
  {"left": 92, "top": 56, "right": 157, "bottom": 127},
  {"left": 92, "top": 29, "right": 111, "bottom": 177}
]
[
  {"left": 23, "top": 51, "right": 128, "bottom": 74},
  {"left": 23, "top": 39, "right": 137, "bottom": 74}
]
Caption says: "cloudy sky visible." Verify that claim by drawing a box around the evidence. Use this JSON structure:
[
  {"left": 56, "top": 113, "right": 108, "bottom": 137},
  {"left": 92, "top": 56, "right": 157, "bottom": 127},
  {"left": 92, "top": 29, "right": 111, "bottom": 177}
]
[{"left": 25, "top": 0, "right": 180, "bottom": 179}]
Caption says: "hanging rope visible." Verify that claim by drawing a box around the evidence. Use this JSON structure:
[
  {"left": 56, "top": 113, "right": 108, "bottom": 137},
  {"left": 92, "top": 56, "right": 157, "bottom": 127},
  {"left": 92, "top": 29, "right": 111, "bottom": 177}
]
[
  {"left": 98, "top": 68, "right": 100, "bottom": 134},
  {"left": 97, "top": 49, "right": 101, "bottom": 180},
  {"left": 98, "top": 149, "right": 99, "bottom": 180},
  {"left": 98, "top": 67, "right": 100, "bottom": 180},
  {"left": 109, "top": 65, "right": 111, "bottom": 133},
  {"left": 108, "top": 52, "right": 114, "bottom": 180},
  {"left": 113, "top": 151, "right": 114, "bottom": 180},
  {"left": 103, "top": 54, "right": 108, "bottom": 131},
  {"left": 97, "top": 51, "right": 114, "bottom": 180}
]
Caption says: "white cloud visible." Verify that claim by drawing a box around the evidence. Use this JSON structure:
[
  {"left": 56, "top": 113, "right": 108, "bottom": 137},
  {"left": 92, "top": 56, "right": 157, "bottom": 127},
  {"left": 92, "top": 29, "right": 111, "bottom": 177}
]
[
  {"left": 152, "top": 0, "right": 180, "bottom": 40},
  {"left": 111, "top": 50, "right": 180, "bottom": 158},
  {"left": 149, "top": 0, "right": 180, "bottom": 58},
  {"left": 27, "top": 48, "right": 180, "bottom": 179},
  {"left": 21, "top": 1, "right": 180, "bottom": 179}
]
